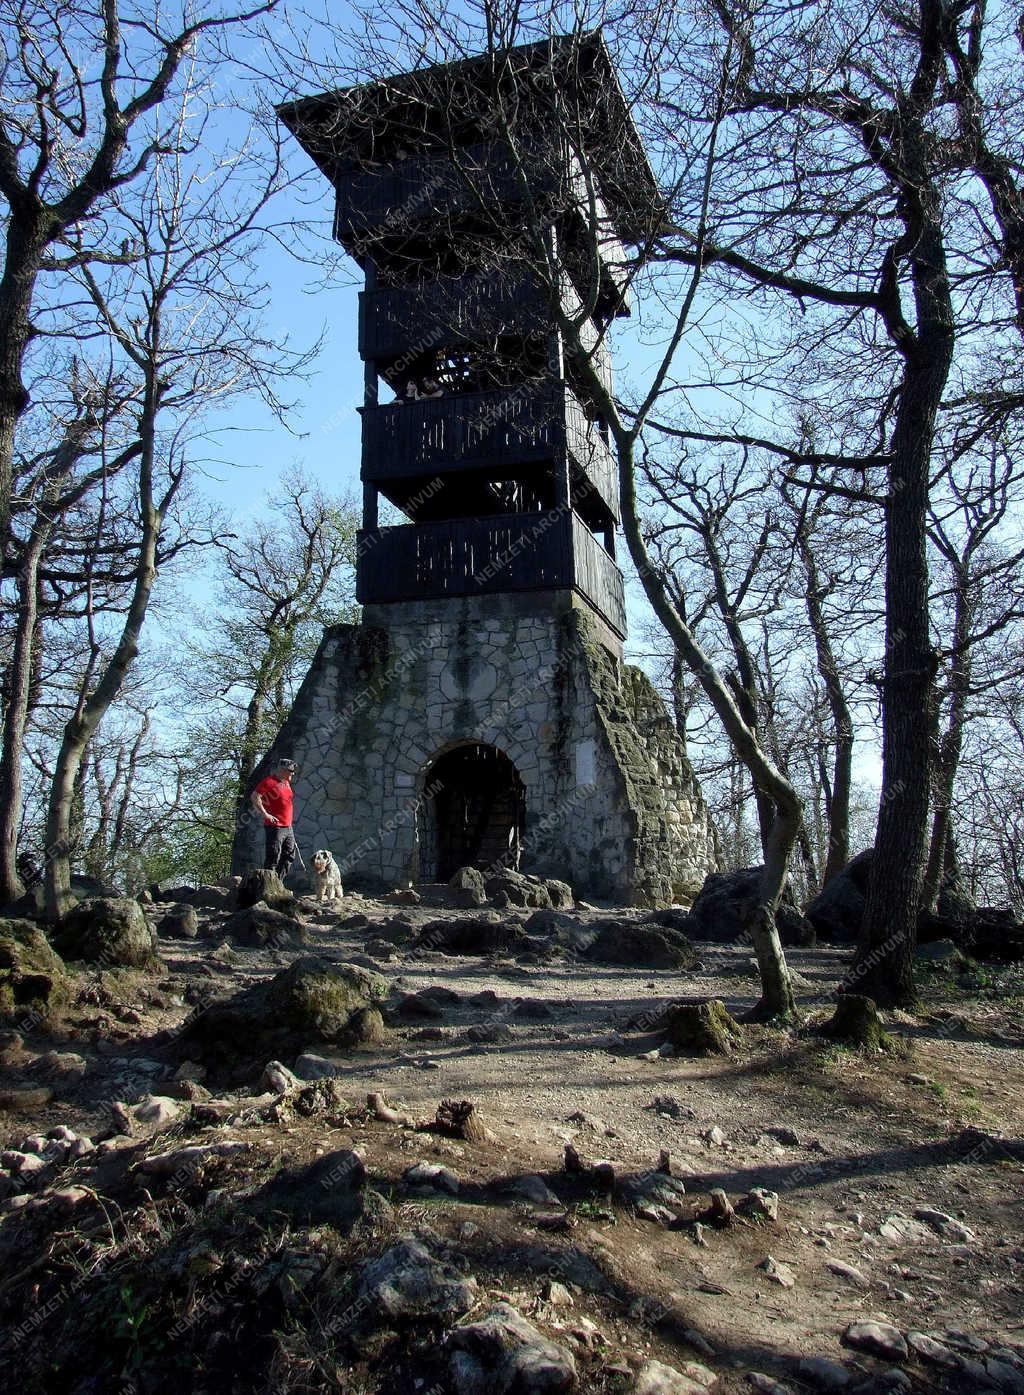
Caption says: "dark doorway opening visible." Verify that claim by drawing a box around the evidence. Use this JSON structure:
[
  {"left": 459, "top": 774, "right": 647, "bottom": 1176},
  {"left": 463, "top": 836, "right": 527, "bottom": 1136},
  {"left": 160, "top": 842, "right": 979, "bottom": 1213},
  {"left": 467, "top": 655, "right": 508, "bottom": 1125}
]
[{"left": 424, "top": 743, "right": 525, "bottom": 882}]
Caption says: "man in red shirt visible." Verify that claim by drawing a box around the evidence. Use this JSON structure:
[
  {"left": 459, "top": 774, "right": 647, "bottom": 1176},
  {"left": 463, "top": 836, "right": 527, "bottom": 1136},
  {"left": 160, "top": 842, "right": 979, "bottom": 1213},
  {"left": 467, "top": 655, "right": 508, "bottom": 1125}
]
[{"left": 251, "top": 758, "right": 298, "bottom": 878}]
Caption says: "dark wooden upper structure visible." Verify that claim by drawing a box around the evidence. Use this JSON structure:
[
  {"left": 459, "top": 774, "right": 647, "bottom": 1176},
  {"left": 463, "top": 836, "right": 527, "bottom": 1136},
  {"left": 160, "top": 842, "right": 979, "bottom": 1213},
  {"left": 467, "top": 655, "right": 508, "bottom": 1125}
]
[{"left": 279, "top": 34, "right": 660, "bottom": 642}]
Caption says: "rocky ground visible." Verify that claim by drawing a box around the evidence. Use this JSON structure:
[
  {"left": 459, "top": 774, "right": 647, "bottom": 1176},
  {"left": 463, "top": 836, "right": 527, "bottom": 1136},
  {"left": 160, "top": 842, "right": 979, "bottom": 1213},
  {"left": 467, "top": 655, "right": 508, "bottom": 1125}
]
[{"left": 0, "top": 879, "right": 1023, "bottom": 1394}]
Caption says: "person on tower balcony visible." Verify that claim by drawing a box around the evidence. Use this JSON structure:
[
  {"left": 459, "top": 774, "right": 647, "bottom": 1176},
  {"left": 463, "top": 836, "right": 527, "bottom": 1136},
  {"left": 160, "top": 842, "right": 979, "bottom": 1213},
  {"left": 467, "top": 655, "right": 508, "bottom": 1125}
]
[{"left": 251, "top": 758, "right": 298, "bottom": 879}]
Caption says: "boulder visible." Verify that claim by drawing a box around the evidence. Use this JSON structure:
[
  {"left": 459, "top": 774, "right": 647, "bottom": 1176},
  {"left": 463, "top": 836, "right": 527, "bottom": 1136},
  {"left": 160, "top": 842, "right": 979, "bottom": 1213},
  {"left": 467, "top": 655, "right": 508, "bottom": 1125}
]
[
  {"left": 688, "top": 869, "right": 814, "bottom": 946},
  {"left": 157, "top": 903, "right": 199, "bottom": 940},
  {"left": 176, "top": 956, "right": 386, "bottom": 1079},
  {"left": 416, "top": 917, "right": 528, "bottom": 956},
  {"left": 54, "top": 897, "right": 159, "bottom": 968},
  {"left": 545, "top": 879, "right": 574, "bottom": 910},
  {"left": 584, "top": 920, "right": 699, "bottom": 970},
  {"left": 484, "top": 869, "right": 552, "bottom": 909},
  {"left": 447, "top": 1301, "right": 576, "bottom": 1393},
  {"left": 358, "top": 1237, "right": 478, "bottom": 1323},
  {"left": 663, "top": 999, "right": 743, "bottom": 1055},
  {"left": 185, "top": 885, "right": 234, "bottom": 912},
  {"left": 0, "top": 919, "right": 70, "bottom": 1022},
  {"left": 221, "top": 904, "right": 309, "bottom": 948},
  {"left": 449, "top": 866, "right": 487, "bottom": 908}
]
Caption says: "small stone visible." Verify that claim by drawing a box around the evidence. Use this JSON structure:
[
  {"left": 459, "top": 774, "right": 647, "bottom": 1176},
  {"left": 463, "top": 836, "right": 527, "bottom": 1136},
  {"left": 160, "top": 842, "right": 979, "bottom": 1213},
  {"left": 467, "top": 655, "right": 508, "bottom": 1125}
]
[
  {"left": 404, "top": 1161, "right": 460, "bottom": 1195},
  {"left": 879, "top": 1213, "right": 934, "bottom": 1244},
  {"left": 912, "top": 1207, "right": 977, "bottom": 1243},
  {"left": 758, "top": 1255, "right": 795, "bottom": 1288},
  {"left": 67, "top": 1137, "right": 95, "bottom": 1161},
  {"left": 795, "top": 1356, "right": 851, "bottom": 1390},
  {"left": 542, "top": 1280, "right": 574, "bottom": 1307},
  {"left": 843, "top": 1320, "right": 909, "bottom": 1362},
  {"left": 738, "top": 1188, "right": 779, "bottom": 1222},
  {"left": 507, "top": 1174, "right": 562, "bottom": 1207},
  {"left": 46, "top": 1125, "right": 78, "bottom": 1143},
  {"left": 906, "top": 1332, "right": 957, "bottom": 1367},
  {"left": 262, "top": 1060, "right": 301, "bottom": 1094},
  {"left": 703, "top": 1125, "right": 727, "bottom": 1147},
  {"left": 133, "top": 1095, "right": 181, "bottom": 1127},
  {"left": 293, "top": 1052, "right": 343, "bottom": 1080},
  {"left": 746, "top": 1375, "right": 795, "bottom": 1395},
  {"left": 826, "top": 1259, "right": 870, "bottom": 1289},
  {"left": 49, "top": 1187, "right": 90, "bottom": 1211},
  {"left": 633, "top": 1358, "right": 717, "bottom": 1393},
  {"left": 173, "top": 1060, "right": 206, "bottom": 1083},
  {"left": 0, "top": 1086, "right": 53, "bottom": 1111}
]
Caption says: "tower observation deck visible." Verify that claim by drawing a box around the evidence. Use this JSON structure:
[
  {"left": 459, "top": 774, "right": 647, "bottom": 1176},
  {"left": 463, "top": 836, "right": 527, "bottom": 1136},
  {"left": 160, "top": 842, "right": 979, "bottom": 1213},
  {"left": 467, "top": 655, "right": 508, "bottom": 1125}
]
[{"left": 278, "top": 33, "right": 662, "bottom": 644}]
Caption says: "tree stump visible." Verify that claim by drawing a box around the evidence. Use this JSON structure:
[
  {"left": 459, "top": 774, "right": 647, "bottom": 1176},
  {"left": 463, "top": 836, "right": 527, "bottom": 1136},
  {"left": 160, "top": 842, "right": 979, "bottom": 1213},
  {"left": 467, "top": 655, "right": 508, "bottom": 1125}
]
[
  {"left": 664, "top": 999, "right": 744, "bottom": 1055},
  {"left": 237, "top": 868, "right": 297, "bottom": 915},
  {"left": 434, "top": 1098, "right": 489, "bottom": 1143},
  {"left": 817, "top": 994, "right": 893, "bottom": 1050}
]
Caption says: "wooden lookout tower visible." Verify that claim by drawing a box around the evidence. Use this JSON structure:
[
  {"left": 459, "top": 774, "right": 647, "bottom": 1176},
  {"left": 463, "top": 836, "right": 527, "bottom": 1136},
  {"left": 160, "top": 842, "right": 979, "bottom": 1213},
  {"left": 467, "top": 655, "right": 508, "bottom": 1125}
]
[
  {"left": 278, "top": 33, "right": 662, "bottom": 648},
  {"left": 236, "top": 36, "right": 716, "bottom": 903}
]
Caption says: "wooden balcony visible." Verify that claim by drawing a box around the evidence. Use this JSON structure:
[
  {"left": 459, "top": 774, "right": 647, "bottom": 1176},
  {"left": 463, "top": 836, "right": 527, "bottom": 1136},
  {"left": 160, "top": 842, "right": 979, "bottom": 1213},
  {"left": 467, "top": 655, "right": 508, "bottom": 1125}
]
[
  {"left": 361, "top": 382, "right": 619, "bottom": 520},
  {"left": 356, "top": 509, "right": 626, "bottom": 637},
  {"left": 359, "top": 271, "right": 615, "bottom": 396}
]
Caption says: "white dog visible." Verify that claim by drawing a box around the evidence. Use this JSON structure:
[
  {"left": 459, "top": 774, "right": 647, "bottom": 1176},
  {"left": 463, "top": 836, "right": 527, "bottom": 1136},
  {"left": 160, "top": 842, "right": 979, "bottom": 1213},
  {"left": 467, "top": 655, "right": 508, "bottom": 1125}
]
[{"left": 311, "top": 849, "right": 344, "bottom": 903}]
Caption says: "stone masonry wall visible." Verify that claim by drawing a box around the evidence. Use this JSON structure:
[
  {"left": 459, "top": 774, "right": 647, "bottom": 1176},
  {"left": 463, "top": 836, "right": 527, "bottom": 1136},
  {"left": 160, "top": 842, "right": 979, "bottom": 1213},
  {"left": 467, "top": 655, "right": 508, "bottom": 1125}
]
[{"left": 235, "top": 595, "right": 717, "bottom": 906}]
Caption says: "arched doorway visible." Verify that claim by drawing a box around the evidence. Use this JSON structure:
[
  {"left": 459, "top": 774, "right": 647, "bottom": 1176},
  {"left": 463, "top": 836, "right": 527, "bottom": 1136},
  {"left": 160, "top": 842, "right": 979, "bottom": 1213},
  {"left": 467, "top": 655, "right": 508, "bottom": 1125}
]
[{"left": 423, "top": 743, "right": 525, "bottom": 882}]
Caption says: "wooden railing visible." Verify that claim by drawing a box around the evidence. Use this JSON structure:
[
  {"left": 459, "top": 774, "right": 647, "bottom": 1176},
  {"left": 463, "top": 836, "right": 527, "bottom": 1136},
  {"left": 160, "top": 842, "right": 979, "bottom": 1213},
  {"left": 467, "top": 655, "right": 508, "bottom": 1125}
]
[
  {"left": 572, "top": 513, "right": 627, "bottom": 636},
  {"left": 361, "top": 381, "right": 618, "bottom": 519},
  {"left": 360, "top": 271, "right": 615, "bottom": 398},
  {"left": 357, "top": 509, "right": 625, "bottom": 636}
]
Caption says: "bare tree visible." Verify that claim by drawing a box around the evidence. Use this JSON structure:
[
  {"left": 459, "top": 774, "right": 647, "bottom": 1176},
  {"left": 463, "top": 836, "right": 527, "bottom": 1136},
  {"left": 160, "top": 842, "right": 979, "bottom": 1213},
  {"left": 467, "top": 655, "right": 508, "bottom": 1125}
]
[{"left": 0, "top": 0, "right": 276, "bottom": 570}]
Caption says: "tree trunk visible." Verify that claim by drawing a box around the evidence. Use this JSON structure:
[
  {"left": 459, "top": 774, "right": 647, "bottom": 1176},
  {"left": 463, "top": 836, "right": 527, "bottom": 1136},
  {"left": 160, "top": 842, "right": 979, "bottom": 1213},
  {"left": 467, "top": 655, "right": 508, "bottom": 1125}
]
[
  {"left": 618, "top": 439, "right": 798, "bottom": 1019},
  {"left": 921, "top": 561, "right": 972, "bottom": 912},
  {"left": 0, "top": 213, "right": 48, "bottom": 567},
  {"left": 854, "top": 174, "right": 953, "bottom": 1006},
  {"left": 795, "top": 520, "right": 854, "bottom": 885},
  {"left": 0, "top": 525, "right": 46, "bottom": 899},
  {"left": 44, "top": 386, "right": 171, "bottom": 919}
]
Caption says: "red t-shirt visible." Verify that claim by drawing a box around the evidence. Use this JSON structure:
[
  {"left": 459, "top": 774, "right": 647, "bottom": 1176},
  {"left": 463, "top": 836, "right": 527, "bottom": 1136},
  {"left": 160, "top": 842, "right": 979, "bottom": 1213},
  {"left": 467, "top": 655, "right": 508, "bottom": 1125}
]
[{"left": 254, "top": 775, "right": 293, "bottom": 827}]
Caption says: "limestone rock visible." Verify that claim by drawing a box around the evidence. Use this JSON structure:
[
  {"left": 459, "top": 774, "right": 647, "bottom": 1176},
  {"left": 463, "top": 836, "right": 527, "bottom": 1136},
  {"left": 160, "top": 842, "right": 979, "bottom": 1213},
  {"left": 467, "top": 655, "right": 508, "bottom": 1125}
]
[
  {"left": 358, "top": 1237, "right": 478, "bottom": 1322},
  {"left": 912, "top": 1207, "right": 976, "bottom": 1243},
  {"left": 805, "top": 851, "right": 873, "bottom": 943},
  {"left": 133, "top": 1095, "right": 181, "bottom": 1127},
  {"left": 842, "top": 1321, "right": 908, "bottom": 1362},
  {"left": 293, "top": 1052, "right": 343, "bottom": 1080},
  {"left": 450, "top": 865, "right": 487, "bottom": 907},
  {"left": 176, "top": 956, "right": 386, "bottom": 1078},
  {"left": 448, "top": 1301, "right": 576, "bottom": 1393},
  {"left": 584, "top": 920, "right": 699, "bottom": 970},
  {"left": 262, "top": 1060, "right": 302, "bottom": 1094},
  {"left": 54, "top": 897, "right": 159, "bottom": 968},
  {"left": 0, "top": 920, "right": 70, "bottom": 1022},
  {"left": 825, "top": 1259, "right": 869, "bottom": 1289},
  {"left": 632, "top": 1360, "right": 717, "bottom": 1393},
  {"left": 222, "top": 904, "right": 309, "bottom": 948},
  {"left": 757, "top": 1255, "right": 795, "bottom": 1287},
  {"left": 737, "top": 1188, "right": 779, "bottom": 1222},
  {"left": 664, "top": 1000, "right": 743, "bottom": 1056},
  {"left": 795, "top": 1356, "right": 852, "bottom": 1389},
  {"left": 688, "top": 868, "right": 814, "bottom": 946},
  {"left": 158, "top": 903, "right": 199, "bottom": 940},
  {"left": 417, "top": 917, "right": 528, "bottom": 956}
]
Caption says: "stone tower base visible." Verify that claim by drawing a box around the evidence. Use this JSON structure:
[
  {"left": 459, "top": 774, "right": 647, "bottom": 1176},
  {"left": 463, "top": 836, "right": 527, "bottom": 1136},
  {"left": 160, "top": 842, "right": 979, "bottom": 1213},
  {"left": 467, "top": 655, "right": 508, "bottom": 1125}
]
[{"left": 235, "top": 593, "right": 717, "bottom": 906}]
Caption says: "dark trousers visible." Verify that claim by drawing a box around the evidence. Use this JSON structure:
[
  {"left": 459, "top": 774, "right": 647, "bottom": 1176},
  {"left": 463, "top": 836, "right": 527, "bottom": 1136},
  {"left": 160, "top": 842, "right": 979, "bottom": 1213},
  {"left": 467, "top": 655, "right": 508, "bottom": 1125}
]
[{"left": 264, "top": 825, "right": 297, "bottom": 878}]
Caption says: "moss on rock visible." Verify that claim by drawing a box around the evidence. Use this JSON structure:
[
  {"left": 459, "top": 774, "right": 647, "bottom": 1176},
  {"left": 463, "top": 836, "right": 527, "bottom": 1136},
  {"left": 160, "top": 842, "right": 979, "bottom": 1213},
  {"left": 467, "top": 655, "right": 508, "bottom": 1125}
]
[{"left": 0, "top": 918, "right": 71, "bottom": 1023}]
